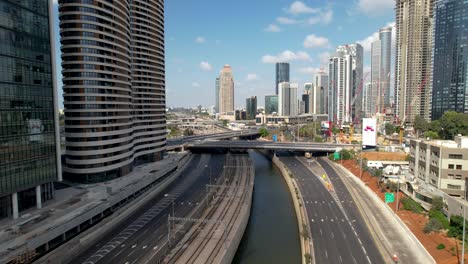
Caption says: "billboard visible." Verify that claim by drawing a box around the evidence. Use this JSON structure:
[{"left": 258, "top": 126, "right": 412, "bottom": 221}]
[
  {"left": 28, "top": 119, "right": 43, "bottom": 142},
  {"left": 362, "top": 118, "right": 377, "bottom": 147}
]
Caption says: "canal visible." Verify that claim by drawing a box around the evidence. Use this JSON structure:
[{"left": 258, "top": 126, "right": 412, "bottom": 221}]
[{"left": 233, "top": 151, "right": 301, "bottom": 264}]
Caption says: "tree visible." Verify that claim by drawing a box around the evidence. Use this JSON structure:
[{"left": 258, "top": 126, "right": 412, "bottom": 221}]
[
  {"left": 424, "top": 131, "right": 440, "bottom": 139},
  {"left": 438, "top": 111, "right": 468, "bottom": 139},
  {"left": 222, "top": 119, "right": 228, "bottom": 127},
  {"left": 431, "top": 196, "right": 444, "bottom": 212},
  {"left": 384, "top": 123, "right": 396, "bottom": 135},
  {"left": 413, "top": 115, "right": 429, "bottom": 138},
  {"left": 259, "top": 127, "right": 269, "bottom": 137},
  {"left": 183, "top": 128, "right": 194, "bottom": 136}
]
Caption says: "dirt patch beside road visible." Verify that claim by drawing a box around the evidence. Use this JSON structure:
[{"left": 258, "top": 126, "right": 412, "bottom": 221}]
[
  {"left": 361, "top": 151, "right": 407, "bottom": 161},
  {"left": 341, "top": 159, "right": 462, "bottom": 264}
]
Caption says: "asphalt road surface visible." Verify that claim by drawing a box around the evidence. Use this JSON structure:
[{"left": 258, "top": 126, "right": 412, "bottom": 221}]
[
  {"left": 279, "top": 154, "right": 383, "bottom": 264},
  {"left": 71, "top": 154, "right": 225, "bottom": 264}
]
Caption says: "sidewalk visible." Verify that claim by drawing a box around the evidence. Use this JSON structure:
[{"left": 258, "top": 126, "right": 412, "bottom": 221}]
[{"left": 323, "top": 158, "right": 435, "bottom": 264}]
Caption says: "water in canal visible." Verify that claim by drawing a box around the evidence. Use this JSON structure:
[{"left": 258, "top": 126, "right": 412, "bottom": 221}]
[{"left": 233, "top": 151, "right": 301, "bottom": 264}]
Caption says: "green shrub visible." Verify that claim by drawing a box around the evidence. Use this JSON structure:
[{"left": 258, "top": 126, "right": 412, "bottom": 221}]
[
  {"left": 401, "top": 197, "right": 424, "bottom": 214},
  {"left": 448, "top": 215, "right": 468, "bottom": 240},
  {"left": 429, "top": 210, "right": 449, "bottom": 229},
  {"left": 386, "top": 182, "right": 398, "bottom": 192},
  {"left": 431, "top": 196, "right": 444, "bottom": 212},
  {"left": 424, "top": 218, "right": 444, "bottom": 233},
  {"left": 437, "top": 243, "right": 446, "bottom": 250}
]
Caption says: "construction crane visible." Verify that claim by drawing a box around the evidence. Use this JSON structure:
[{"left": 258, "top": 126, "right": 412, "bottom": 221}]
[{"left": 349, "top": 72, "right": 370, "bottom": 142}]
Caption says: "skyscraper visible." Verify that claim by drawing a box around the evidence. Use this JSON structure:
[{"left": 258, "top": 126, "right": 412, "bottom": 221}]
[
  {"left": 363, "top": 83, "right": 373, "bottom": 117},
  {"left": 265, "top": 95, "right": 278, "bottom": 114},
  {"left": 246, "top": 96, "right": 257, "bottom": 120},
  {"left": 303, "top": 83, "right": 314, "bottom": 114},
  {"left": 370, "top": 26, "right": 392, "bottom": 116},
  {"left": 218, "top": 65, "right": 234, "bottom": 114},
  {"left": 336, "top": 44, "right": 364, "bottom": 123},
  {"left": 60, "top": 0, "right": 166, "bottom": 183},
  {"left": 329, "top": 52, "right": 353, "bottom": 124},
  {"left": 215, "top": 77, "right": 220, "bottom": 114},
  {"left": 278, "top": 82, "right": 298, "bottom": 116},
  {"left": 275, "top": 62, "right": 290, "bottom": 94},
  {"left": 395, "top": 0, "right": 434, "bottom": 122},
  {"left": 315, "top": 72, "right": 329, "bottom": 115},
  {"left": 0, "top": 0, "right": 61, "bottom": 219},
  {"left": 370, "top": 39, "right": 381, "bottom": 115},
  {"left": 431, "top": 0, "right": 468, "bottom": 120}
]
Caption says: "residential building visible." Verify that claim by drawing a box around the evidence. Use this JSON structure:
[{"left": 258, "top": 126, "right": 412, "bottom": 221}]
[
  {"left": 395, "top": 0, "right": 434, "bottom": 122},
  {"left": 370, "top": 27, "right": 392, "bottom": 115},
  {"left": 329, "top": 52, "right": 353, "bottom": 124},
  {"left": 336, "top": 44, "right": 364, "bottom": 123},
  {"left": 215, "top": 77, "right": 220, "bottom": 114},
  {"left": 0, "top": 0, "right": 61, "bottom": 219},
  {"left": 315, "top": 72, "right": 329, "bottom": 115},
  {"left": 278, "top": 82, "right": 298, "bottom": 117},
  {"left": 370, "top": 39, "right": 381, "bottom": 115},
  {"left": 60, "top": 0, "right": 166, "bottom": 183},
  {"left": 275, "top": 62, "right": 290, "bottom": 94},
  {"left": 265, "top": 95, "right": 278, "bottom": 115},
  {"left": 246, "top": 96, "right": 257, "bottom": 120},
  {"left": 219, "top": 65, "right": 234, "bottom": 114},
  {"left": 363, "top": 83, "right": 373, "bottom": 117},
  {"left": 407, "top": 136, "right": 468, "bottom": 201},
  {"left": 431, "top": 0, "right": 468, "bottom": 120}
]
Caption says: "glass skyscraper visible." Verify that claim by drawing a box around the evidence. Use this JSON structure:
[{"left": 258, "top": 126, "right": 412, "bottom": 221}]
[
  {"left": 0, "top": 0, "right": 60, "bottom": 219},
  {"left": 431, "top": 0, "right": 468, "bottom": 120},
  {"left": 275, "top": 62, "right": 290, "bottom": 95},
  {"left": 265, "top": 95, "right": 278, "bottom": 115},
  {"left": 246, "top": 96, "right": 257, "bottom": 120}
]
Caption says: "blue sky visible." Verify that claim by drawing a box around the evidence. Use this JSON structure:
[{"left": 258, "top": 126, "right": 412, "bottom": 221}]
[{"left": 53, "top": 0, "right": 395, "bottom": 109}]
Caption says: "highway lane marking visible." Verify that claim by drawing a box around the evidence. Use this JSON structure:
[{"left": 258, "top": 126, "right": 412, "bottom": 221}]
[
  {"left": 339, "top": 255, "right": 343, "bottom": 263},
  {"left": 128, "top": 249, "right": 136, "bottom": 257},
  {"left": 153, "top": 246, "right": 158, "bottom": 250},
  {"left": 132, "top": 244, "right": 137, "bottom": 248},
  {"left": 331, "top": 232, "right": 334, "bottom": 239},
  {"left": 142, "top": 245, "right": 147, "bottom": 249},
  {"left": 325, "top": 250, "right": 328, "bottom": 258}
]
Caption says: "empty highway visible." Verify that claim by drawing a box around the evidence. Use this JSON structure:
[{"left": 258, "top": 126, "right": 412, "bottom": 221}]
[{"left": 279, "top": 154, "right": 383, "bottom": 264}]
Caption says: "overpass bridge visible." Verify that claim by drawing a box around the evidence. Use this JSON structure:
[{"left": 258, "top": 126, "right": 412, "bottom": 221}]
[
  {"left": 166, "top": 130, "right": 260, "bottom": 151},
  {"left": 186, "top": 140, "right": 354, "bottom": 153}
]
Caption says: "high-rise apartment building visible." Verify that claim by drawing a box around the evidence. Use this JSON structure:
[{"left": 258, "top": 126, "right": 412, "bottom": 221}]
[
  {"left": 215, "top": 77, "right": 220, "bottom": 114},
  {"left": 218, "top": 65, "right": 234, "bottom": 114},
  {"left": 370, "top": 39, "right": 381, "bottom": 115},
  {"left": 246, "top": 96, "right": 257, "bottom": 120},
  {"left": 431, "top": 0, "right": 468, "bottom": 120},
  {"left": 0, "top": 0, "right": 61, "bottom": 219},
  {"left": 363, "top": 83, "right": 373, "bottom": 117},
  {"left": 275, "top": 62, "right": 290, "bottom": 95},
  {"left": 60, "top": 0, "right": 166, "bottom": 183},
  {"left": 336, "top": 44, "right": 364, "bottom": 123},
  {"left": 395, "top": 0, "right": 434, "bottom": 122},
  {"left": 370, "top": 27, "right": 392, "bottom": 116},
  {"left": 303, "top": 83, "right": 314, "bottom": 114},
  {"left": 329, "top": 52, "right": 354, "bottom": 124},
  {"left": 265, "top": 95, "right": 278, "bottom": 114},
  {"left": 278, "top": 82, "right": 298, "bottom": 116},
  {"left": 315, "top": 72, "right": 328, "bottom": 115}
]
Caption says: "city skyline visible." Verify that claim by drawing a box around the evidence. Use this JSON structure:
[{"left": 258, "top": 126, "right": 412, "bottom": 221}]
[{"left": 51, "top": 0, "right": 396, "bottom": 108}]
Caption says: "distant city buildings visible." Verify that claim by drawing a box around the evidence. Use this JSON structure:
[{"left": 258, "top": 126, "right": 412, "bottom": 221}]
[
  {"left": 0, "top": 0, "right": 61, "bottom": 219},
  {"left": 215, "top": 77, "right": 220, "bottom": 113},
  {"left": 371, "top": 26, "right": 392, "bottom": 116},
  {"left": 315, "top": 72, "right": 329, "bottom": 115},
  {"left": 275, "top": 62, "right": 290, "bottom": 95},
  {"left": 60, "top": 0, "right": 166, "bottom": 183},
  {"left": 395, "top": 0, "right": 434, "bottom": 122},
  {"left": 265, "top": 95, "right": 278, "bottom": 115},
  {"left": 431, "top": 0, "right": 468, "bottom": 120},
  {"left": 303, "top": 83, "right": 314, "bottom": 114},
  {"left": 246, "top": 96, "right": 257, "bottom": 120},
  {"left": 329, "top": 50, "right": 354, "bottom": 124},
  {"left": 278, "top": 82, "right": 298, "bottom": 116},
  {"left": 218, "top": 65, "right": 235, "bottom": 114}
]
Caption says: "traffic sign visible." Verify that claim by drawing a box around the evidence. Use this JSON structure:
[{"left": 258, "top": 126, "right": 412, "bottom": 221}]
[
  {"left": 334, "top": 152, "right": 340, "bottom": 160},
  {"left": 385, "top": 193, "right": 395, "bottom": 203}
]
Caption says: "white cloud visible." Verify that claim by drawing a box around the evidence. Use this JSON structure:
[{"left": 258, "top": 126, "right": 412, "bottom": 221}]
[
  {"left": 199, "top": 61, "right": 212, "bottom": 71},
  {"left": 299, "top": 67, "right": 321, "bottom": 74},
  {"left": 288, "top": 1, "right": 317, "bottom": 15},
  {"left": 261, "top": 50, "right": 311, "bottom": 64},
  {"left": 357, "top": 0, "right": 394, "bottom": 16},
  {"left": 303, "top": 34, "right": 330, "bottom": 49},
  {"left": 307, "top": 9, "right": 333, "bottom": 25},
  {"left": 277, "top": 17, "right": 299, "bottom": 25},
  {"left": 319, "top": 52, "right": 331, "bottom": 65},
  {"left": 192, "top": 82, "right": 200, "bottom": 87},
  {"left": 265, "top": 24, "right": 281, "bottom": 32},
  {"left": 246, "top": 74, "right": 260, "bottom": 81},
  {"left": 195, "top": 36, "right": 205, "bottom": 44}
]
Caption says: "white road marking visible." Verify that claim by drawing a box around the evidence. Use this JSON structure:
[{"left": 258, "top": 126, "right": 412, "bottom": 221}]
[
  {"left": 142, "top": 245, "right": 147, "bottom": 249},
  {"left": 131, "top": 244, "right": 137, "bottom": 248}
]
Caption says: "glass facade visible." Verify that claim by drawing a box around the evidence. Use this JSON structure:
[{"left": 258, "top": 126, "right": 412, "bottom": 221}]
[
  {"left": 379, "top": 27, "right": 392, "bottom": 109},
  {"left": 265, "top": 95, "right": 278, "bottom": 115},
  {"left": 431, "top": 0, "right": 468, "bottom": 120},
  {"left": 246, "top": 96, "right": 257, "bottom": 120},
  {"left": 275, "top": 62, "right": 289, "bottom": 95},
  {"left": 0, "top": 0, "right": 58, "bottom": 218}
]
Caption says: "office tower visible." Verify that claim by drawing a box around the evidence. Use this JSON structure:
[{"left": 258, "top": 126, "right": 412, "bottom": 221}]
[
  {"left": 370, "top": 26, "right": 393, "bottom": 115},
  {"left": 395, "top": 0, "right": 434, "bottom": 122},
  {"left": 303, "top": 83, "right": 314, "bottom": 114},
  {"left": 215, "top": 77, "right": 220, "bottom": 113},
  {"left": 336, "top": 44, "right": 364, "bottom": 123},
  {"left": 302, "top": 94, "right": 310, "bottom": 114},
  {"left": 218, "top": 65, "right": 234, "bottom": 114},
  {"left": 329, "top": 52, "right": 354, "bottom": 124},
  {"left": 60, "top": 0, "right": 166, "bottom": 183},
  {"left": 363, "top": 83, "right": 373, "bottom": 117},
  {"left": 265, "top": 95, "right": 278, "bottom": 114},
  {"left": 315, "top": 72, "right": 329, "bottom": 115},
  {"left": 275, "top": 62, "right": 290, "bottom": 94},
  {"left": 0, "top": 0, "right": 60, "bottom": 219},
  {"left": 246, "top": 96, "right": 257, "bottom": 120},
  {"left": 278, "top": 82, "right": 298, "bottom": 116},
  {"left": 431, "top": 0, "right": 468, "bottom": 120}
]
